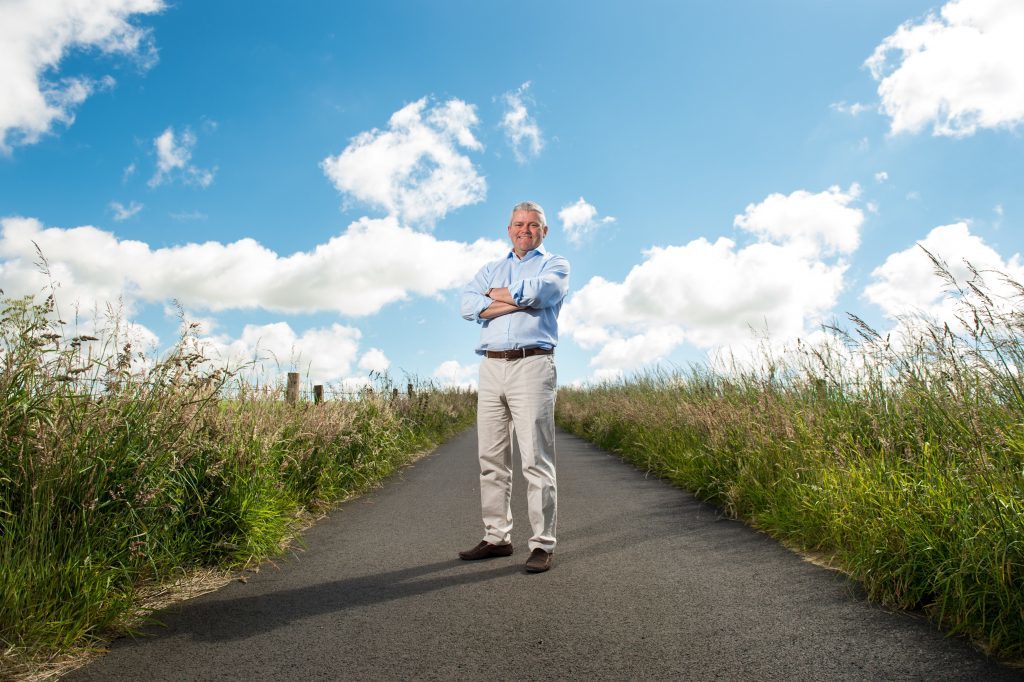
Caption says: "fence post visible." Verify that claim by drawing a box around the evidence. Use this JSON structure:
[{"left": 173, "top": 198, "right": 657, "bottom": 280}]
[
  {"left": 407, "top": 383, "right": 414, "bottom": 398},
  {"left": 286, "top": 372, "right": 300, "bottom": 404},
  {"left": 392, "top": 387, "right": 399, "bottom": 400},
  {"left": 313, "top": 384, "right": 324, "bottom": 404}
]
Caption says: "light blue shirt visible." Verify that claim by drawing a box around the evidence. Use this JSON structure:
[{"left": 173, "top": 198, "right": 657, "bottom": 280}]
[{"left": 460, "top": 245, "right": 570, "bottom": 354}]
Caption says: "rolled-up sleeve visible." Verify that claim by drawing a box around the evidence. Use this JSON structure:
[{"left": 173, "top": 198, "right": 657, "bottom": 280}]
[
  {"left": 461, "top": 264, "right": 493, "bottom": 322},
  {"left": 509, "top": 255, "right": 570, "bottom": 309}
]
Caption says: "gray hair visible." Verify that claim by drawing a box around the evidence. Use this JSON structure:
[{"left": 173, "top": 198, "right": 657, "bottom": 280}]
[{"left": 510, "top": 201, "right": 547, "bottom": 227}]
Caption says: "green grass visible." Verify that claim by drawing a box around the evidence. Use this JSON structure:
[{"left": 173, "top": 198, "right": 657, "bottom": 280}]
[
  {"left": 0, "top": 294, "right": 475, "bottom": 671},
  {"left": 557, "top": 257, "right": 1024, "bottom": 661}
]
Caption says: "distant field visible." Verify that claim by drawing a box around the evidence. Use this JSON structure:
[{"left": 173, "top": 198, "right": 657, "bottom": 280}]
[
  {"left": 0, "top": 294, "right": 476, "bottom": 675},
  {"left": 557, "top": 264, "right": 1024, "bottom": 662}
]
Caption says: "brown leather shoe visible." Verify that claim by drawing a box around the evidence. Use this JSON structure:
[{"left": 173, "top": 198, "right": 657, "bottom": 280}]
[
  {"left": 458, "top": 541, "right": 513, "bottom": 560},
  {"left": 525, "top": 548, "right": 553, "bottom": 573}
]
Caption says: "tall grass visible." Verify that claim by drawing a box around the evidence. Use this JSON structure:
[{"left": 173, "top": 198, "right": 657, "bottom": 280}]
[
  {"left": 0, "top": 294, "right": 475, "bottom": 669},
  {"left": 557, "top": 255, "right": 1024, "bottom": 660}
]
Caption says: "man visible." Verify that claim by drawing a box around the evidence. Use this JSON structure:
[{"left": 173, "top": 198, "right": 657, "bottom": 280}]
[{"left": 459, "top": 201, "right": 570, "bottom": 573}]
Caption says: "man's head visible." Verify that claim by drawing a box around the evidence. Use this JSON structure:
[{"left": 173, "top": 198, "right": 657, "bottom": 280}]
[{"left": 508, "top": 200, "right": 548, "bottom": 257}]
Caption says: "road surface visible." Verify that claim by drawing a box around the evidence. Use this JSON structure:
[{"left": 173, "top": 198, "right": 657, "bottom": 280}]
[{"left": 69, "top": 428, "right": 1020, "bottom": 680}]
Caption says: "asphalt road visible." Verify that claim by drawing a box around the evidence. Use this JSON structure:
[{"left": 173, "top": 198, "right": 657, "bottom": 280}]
[{"left": 68, "top": 428, "right": 1021, "bottom": 681}]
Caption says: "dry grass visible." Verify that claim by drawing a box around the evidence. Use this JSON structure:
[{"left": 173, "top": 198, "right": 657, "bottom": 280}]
[
  {"left": 0, "top": 293, "right": 476, "bottom": 676},
  {"left": 558, "top": 256, "right": 1024, "bottom": 661}
]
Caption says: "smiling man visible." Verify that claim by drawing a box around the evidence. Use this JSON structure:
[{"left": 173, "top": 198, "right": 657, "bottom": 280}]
[{"left": 459, "top": 201, "right": 570, "bottom": 573}]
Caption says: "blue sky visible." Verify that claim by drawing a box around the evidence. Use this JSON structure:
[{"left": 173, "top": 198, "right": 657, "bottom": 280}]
[{"left": 2, "top": 0, "right": 1023, "bottom": 389}]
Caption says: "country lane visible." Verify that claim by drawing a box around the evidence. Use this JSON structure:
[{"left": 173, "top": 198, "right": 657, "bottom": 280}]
[{"left": 67, "top": 428, "right": 1020, "bottom": 681}]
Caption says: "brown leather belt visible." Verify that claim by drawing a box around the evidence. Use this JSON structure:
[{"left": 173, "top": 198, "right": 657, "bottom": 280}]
[{"left": 484, "top": 347, "right": 554, "bottom": 361}]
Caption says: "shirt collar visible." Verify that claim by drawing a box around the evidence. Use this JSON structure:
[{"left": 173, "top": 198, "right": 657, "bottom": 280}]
[{"left": 507, "top": 243, "right": 547, "bottom": 261}]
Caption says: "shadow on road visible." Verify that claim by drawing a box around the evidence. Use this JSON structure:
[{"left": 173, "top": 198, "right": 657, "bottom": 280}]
[
  {"left": 130, "top": 500, "right": 709, "bottom": 647},
  {"left": 139, "top": 556, "right": 526, "bottom": 644}
]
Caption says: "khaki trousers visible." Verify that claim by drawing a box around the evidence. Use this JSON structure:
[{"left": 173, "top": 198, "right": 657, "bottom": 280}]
[{"left": 476, "top": 354, "right": 557, "bottom": 552}]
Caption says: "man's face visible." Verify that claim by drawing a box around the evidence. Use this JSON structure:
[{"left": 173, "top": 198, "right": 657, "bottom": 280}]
[{"left": 507, "top": 210, "right": 548, "bottom": 256}]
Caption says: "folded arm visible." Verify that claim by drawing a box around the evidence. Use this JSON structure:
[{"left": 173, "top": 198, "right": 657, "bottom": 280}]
[
  {"left": 479, "top": 300, "right": 528, "bottom": 319},
  {"left": 507, "top": 256, "right": 570, "bottom": 309},
  {"left": 461, "top": 264, "right": 531, "bottom": 322},
  {"left": 486, "top": 287, "right": 516, "bottom": 305}
]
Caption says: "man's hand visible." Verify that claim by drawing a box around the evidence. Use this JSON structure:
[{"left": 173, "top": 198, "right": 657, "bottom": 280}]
[{"left": 486, "top": 287, "right": 517, "bottom": 305}]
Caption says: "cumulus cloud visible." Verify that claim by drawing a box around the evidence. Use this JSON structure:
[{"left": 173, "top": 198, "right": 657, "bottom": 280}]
[
  {"left": 110, "top": 200, "right": 143, "bottom": 221},
  {"left": 875, "top": 171, "right": 889, "bottom": 183},
  {"left": 866, "top": 0, "right": 1024, "bottom": 137},
  {"left": 321, "top": 98, "right": 486, "bottom": 227},
  {"left": 558, "top": 197, "right": 616, "bottom": 246},
  {"left": 0, "top": 215, "right": 507, "bottom": 317},
  {"left": 357, "top": 348, "right": 390, "bottom": 374},
  {"left": 500, "top": 82, "right": 543, "bottom": 164},
  {"left": 588, "top": 326, "right": 687, "bottom": 374},
  {"left": 562, "top": 185, "right": 865, "bottom": 376},
  {"left": 196, "top": 321, "right": 365, "bottom": 385},
  {"left": 149, "top": 126, "right": 215, "bottom": 188},
  {"left": 432, "top": 359, "right": 478, "bottom": 389},
  {"left": 0, "top": 0, "right": 164, "bottom": 153},
  {"left": 863, "top": 221, "right": 1024, "bottom": 324},
  {"left": 733, "top": 184, "right": 863, "bottom": 258}
]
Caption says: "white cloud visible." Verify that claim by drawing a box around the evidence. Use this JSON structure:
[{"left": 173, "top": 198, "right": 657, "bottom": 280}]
[
  {"left": 357, "top": 348, "right": 390, "bottom": 374},
  {"left": 589, "top": 326, "right": 687, "bottom": 373},
  {"left": 149, "top": 126, "right": 215, "bottom": 188},
  {"left": 562, "top": 185, "right": 864, "bottom": 376},
  {"left": 197, "top": 321, "right": 364, "bottom": 384},
  {"left": 0, "top": 215, "right": 507, "bottom": 317},
  {"left": 866, "top": 0, "right": 1024, "bottom": 137},
  {"left": 0, "top": 0, "right": 164, "bottom": 153},
  {"left": 733, "top": 184, "right": 863, "bottom": 258},
  {"left": 863, "top": 221, "right": 1024, "bottom": 324},
  {"left": 557, "top": 197, "right": 616, "bottom": 245},
  {"left": 320, "top": 97, "right": 486, "bottom": 227},
  {"left": 500, "top": 82, "right": 543, "bottom": 164},
  {"left": 830, "top": 101, "right": 873, "bottom": 116},
  {"left": 109, "top": 200, "right": 143, "bottom": 221},
  {"left": 432, "top": 359, "right": 478, "bottom": 389},
  {"left": 591, "top": 368, "right": 625, "bottom": 384},
  {"left": 875, "top": 171, "right": 889, "bottom": 183}
]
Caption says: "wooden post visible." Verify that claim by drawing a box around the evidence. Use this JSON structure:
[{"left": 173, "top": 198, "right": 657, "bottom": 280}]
[
  {"left": 392, "top": 387, "right": 399, "bottom": 400},
  {"left": 286, "top": 372, "right": 300, "bottom": 404},
  {"left": 407, "top": 383, "right": 414, "bottom": 398},
  {"left": 313, "top": 384, "right": 324, "bottom": 404}
]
